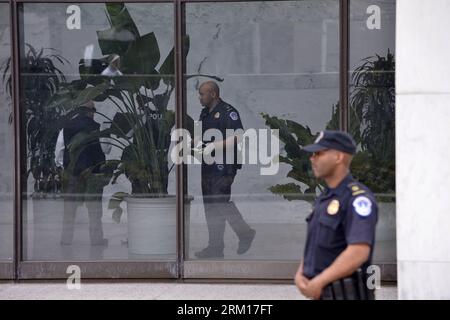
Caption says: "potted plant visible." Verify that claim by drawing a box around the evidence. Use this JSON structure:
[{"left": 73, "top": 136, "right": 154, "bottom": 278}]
[
  {"left": 260, "top": 112, "right": 326, "bottom": 203},
  {"left": 47, "top": 2, "right": 180, "bottom": 255},
  {"left": 49, "top": 3, "right": 220, "bottom": 255},
  {"left": 262, "top": 52, "right": 395, "bottom": 240},
  {"left": 349, "top": 51, "right": 396, "bottom": 241},
  {"left": 1, "top": 45, "right": 68, "bottom": 224}
]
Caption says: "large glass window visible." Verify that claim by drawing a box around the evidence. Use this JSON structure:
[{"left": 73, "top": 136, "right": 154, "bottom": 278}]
[
  {"left": 4, "top": 0, "right": 397, "bottom": 278},
  {"left": 349, "top": 0, "right": 396, "bottom": 264},
  {"left": 19, "top": 3, "right": 176, "bottom": 261},
  {"left": 0, "top": 2, "right": 13, "bottom": 262},
  {"left": 184, "top": 0, "right": 340, "bottom": 261}
]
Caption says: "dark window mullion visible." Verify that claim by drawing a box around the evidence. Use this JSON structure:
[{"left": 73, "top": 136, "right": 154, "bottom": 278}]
[
  {"left": 339, "top": 0, "right": 349, "bottom": 132},
  {"left": 175, "top": 0, "right": 187, "bottom": 278}
]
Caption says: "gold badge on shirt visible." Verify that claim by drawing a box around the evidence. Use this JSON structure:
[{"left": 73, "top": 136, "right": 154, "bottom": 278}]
[
  {"left": 327, "top": 199, "right": 340, "bottom": 215},
  {"left": 214, "top": 112, "right": 220, "bottom": 119}
]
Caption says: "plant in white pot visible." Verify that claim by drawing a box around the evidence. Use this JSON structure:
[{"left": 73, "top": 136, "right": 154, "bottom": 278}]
[{"left": 50, "top": 3, "right": 221, "bottom": 255}]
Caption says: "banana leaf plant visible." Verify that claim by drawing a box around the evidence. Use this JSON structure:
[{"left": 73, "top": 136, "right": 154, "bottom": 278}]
[
  {"left": 260, "top": 112, "right": 330, "bottom": 202},
  {"left": 48, "top": 3, "right": 221, "bottom": 223},
  {"left": 1, "top": 44, "right": 68, "bottom": 197},
  {"left": 262, "top": 51, "right": 395, "bottom": 202}
]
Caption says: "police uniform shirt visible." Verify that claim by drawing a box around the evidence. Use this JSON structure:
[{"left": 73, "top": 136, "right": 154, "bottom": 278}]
[
  {"left": 302, "top": 174, "right": 378, "bottom": 279},
  {"left": 199, "top": 99, "right": 243, "bottom": 176},
  {"left": 62, "top": 115, "right": 106, "bottom": 176}
]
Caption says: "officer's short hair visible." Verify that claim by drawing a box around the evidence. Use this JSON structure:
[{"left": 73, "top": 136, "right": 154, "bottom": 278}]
[{"left": 200, "top": 81, "right": 220, "bottom": 97}]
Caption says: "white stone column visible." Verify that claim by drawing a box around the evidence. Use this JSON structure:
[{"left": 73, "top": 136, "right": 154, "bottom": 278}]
[{"left": 397, "top": 0, "right": 450, "bottom": 299}]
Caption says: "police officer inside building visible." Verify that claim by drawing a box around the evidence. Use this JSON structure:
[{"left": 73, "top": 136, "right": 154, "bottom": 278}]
[
  {"left": 195, "top": 81, "right": 256, "bottom": 259},
  {"left": 295, "top": 130, "right": 378, "bottom": 300},
  {"left": 55, "top": 101, "right": 110, "bottom": 247}
]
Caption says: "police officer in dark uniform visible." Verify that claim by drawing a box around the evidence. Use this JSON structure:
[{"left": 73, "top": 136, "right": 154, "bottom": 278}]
[
  {"left": 295, "top": 130, "right": 378, "bottom": 300},
  {"left": 195, "top": 81, "right": 256, "bottom": 259},
  {"left": 59, "top": 101, "right": 109, "bottom": 247}
]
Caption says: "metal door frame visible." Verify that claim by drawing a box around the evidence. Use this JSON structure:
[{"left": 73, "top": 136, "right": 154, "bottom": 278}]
[{"left": 1, "top": 0, "right": 397, "bottom": 281}]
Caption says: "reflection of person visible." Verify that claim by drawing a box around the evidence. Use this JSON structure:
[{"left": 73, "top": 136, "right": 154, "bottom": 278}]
[
  {"left": 101, "top": 54, "right": 123, "bottom": 77},
  {"left": 295, "top": 131, "right": 378, "bottom": 300},
  {"left": 195, "top": 81, "right": 255, "bottom": 259},
  {"left": 54, "top": 101, "right": 111, "bottom": 246}
]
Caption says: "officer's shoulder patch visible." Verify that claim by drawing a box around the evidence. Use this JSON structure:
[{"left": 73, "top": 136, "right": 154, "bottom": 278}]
[
  {"left": 348, "top": 182, "right": 366, "bottom": 196},
  {"left": 352, "top": 196, "right": 372, "bottom": 217},
  {"left": 352, "top": 190, "right": 366, "bottom": 196},
  {"left": 229, "top": 111, "right": 239, "bottom": 121}
]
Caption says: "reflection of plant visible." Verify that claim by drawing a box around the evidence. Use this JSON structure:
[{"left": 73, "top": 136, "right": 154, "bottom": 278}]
[
  {"left": 49, "top": 3, "right": 178, "bottom": 221},
  {"left": 263, "top": 51, "right": 395, "bottom": 200},
  {"left": 350, "top": 51, "right": 395, "bottom": 193},
  {"left": 50, "top": 3, "right": 220, "bottom": 222},
  {"left": 261, "top": 113, "right": 323, "bottom": 201},
  {"left": 1, "top": 45, "right": 68, "bottom": 195},
  {"left": 0, "top": 57, "right": 13, "bottom": 124}
]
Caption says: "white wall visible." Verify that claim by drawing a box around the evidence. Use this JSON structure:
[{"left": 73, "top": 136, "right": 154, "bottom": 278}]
[{"left": 397, "top": 0, "right": 450, "bottom": 299}]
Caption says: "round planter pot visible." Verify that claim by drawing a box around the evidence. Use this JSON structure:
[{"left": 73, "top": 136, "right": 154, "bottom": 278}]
[{"left": 126, "top": 195, "right": 177, "bottom": 255}]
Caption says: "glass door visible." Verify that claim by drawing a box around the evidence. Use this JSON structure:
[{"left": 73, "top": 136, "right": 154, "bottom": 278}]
[
  {"left": 183, "top": 0, "right": 341, "bottom": 278},
  {"left": 6, "top": 0, "right": 396, "bottom": 280},
  {"left": 17, "top": 1, "right": 179, "bottom": 278}
]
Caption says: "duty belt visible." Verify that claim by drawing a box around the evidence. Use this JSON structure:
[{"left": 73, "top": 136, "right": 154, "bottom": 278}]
[{"left": 320, "top": 269, "right": 375, "bottom": 300}]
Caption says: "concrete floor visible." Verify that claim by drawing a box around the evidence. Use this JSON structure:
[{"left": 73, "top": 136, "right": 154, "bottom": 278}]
[
  {"left": 0, "top": 281, "right": 398, "bottom": 300},
  {"left": 0, "top": 197, "right": 396, "bottom": 263},
  {"left": 0, "top": 196, "right": 397, "bottom": 301}
]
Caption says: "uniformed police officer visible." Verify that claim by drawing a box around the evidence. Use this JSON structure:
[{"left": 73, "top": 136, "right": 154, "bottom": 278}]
[
  {"left": 195, "top": 81, "right": 256, "bottom": 259},
  {"left": 295, "top": 130, "right": 378, "bottom": 300},
  {"left": 56, "top": 101, "right": 109, "bottom": 247}
]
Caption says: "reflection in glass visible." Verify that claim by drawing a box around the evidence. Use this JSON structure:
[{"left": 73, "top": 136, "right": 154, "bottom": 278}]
[
  {"left": 193, "top": 81, "right": 255, "bottom": 259},
  {"left": 0, "top": 3, "right": 13, "bottom": 261},
  {"left": 185, "top": 1, "right": 340, "bottom": 260},
  {"left": 349, "top": 0, "right": 396, "bottom": 264},
  {"left": 20, "top": 3, "right": 175, "bottom": 260}
]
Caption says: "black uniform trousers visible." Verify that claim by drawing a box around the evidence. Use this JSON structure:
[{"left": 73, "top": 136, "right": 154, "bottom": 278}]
[
  {"left": 61, "top": 173, "right": 106, "bottom": 245},
  {"left": 201, "top": 173, "right": 252, "bottom": 251}
]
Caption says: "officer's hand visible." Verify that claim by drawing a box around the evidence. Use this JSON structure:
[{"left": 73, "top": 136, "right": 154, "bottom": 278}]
[
  {"left": 301, "top": 278, "right": 324, "bottom": 300},
  {"left": 295, "top": 271, "right": 309, "bottom": 291},
  {"left": 295, "top": 265, "right": 310, "bottom": 295}
]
